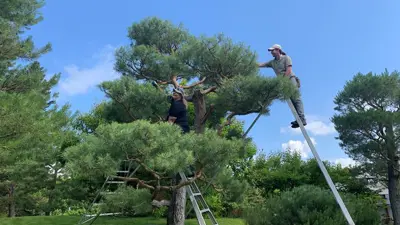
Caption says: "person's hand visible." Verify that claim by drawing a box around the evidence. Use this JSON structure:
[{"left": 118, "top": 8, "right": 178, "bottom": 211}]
[{"left": 168, "top": 116, "right": 177, "bottom": 124}]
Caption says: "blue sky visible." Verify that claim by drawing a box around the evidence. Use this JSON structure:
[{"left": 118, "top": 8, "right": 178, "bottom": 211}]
[{"left": 29, "top": 0, "right": 399, "bottom": 167}]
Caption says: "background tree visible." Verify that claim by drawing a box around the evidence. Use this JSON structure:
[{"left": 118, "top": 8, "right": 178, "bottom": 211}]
[
  {"left": 245, "top": 151, "right": 372, "bottom": 198},
  {"left": 0, "top": 0, "right": 51, "bottom": 72},
  {"left": 332, "top": 70, "right": 400, "bottom": 225},
  {"left": 0, "top": 0, "right": 74, "bottom": 217}
]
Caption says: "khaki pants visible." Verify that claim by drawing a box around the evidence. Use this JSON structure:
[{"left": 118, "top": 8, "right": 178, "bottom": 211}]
[{"left": 289, "top": 76, "right": 306, "bottom": 123}]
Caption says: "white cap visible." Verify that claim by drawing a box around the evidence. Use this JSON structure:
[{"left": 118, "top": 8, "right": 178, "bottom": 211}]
[
  {"left": 173, "top": 87, "right": 184, "bottom": 95},
  {"left": 268, "top": 44, "right": 286, "bottom": 55}
]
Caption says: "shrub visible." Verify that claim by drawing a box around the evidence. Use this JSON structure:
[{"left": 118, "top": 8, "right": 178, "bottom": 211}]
[{"left": 243, "top": 185, "right": 381, "bottom": 225}]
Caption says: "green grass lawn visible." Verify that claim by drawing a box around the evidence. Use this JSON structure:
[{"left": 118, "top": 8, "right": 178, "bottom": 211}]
[{"left": 0, "top": 216, "right": 245, "bottom": 225}]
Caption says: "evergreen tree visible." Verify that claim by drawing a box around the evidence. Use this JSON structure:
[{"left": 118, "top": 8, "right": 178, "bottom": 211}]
[
  {"left": 332, "top": 70, "right": 400, "bottom": 225},
  {"left": 0, "top": 0, "right": 72, "bottom": 216},
  {"left": 65, "top": 17, "right": 296, "bottom": 224}
]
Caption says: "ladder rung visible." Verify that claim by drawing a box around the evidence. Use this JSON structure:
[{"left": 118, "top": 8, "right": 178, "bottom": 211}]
[
  {"left": 106, "top": 181, "right": 124, "bottom": 184},
  {"left": 100, "top": 192, "right": 116, "bottom": 195},
  {"left": 200, "top": 209, "right": 210, "bottom": 214},
  {"left": 93, "top": 203, "right": 104, "bottom": 206}
]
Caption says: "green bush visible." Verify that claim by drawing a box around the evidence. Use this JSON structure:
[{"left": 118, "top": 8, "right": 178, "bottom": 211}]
[
  {"left": 152, "top": 206, "right": 168, "bottom": 218},
  {"left": 243, "top": 185, "right": 381, "bottom": 225},
  {"left": 101, "top": 186, "right": 153, "bottom": 216}
]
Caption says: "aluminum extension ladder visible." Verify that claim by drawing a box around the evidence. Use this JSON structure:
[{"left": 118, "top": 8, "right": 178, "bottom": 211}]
[
  {"left": 179, "top": 172, "right": 218, "bottom": 225},
  {"left": 286, "top": 100, "right": 355, "bottom": 225}
]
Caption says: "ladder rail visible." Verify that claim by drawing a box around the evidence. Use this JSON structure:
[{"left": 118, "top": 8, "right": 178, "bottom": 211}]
[
  {"left": 179, "top": 172, "right": 218, "bottom": 225},
  {"left": 287, "top": 100, "right": 355, "bottom": 225},
  {"left": 78, "top": 176, "right": 110, "bottom": 224}
]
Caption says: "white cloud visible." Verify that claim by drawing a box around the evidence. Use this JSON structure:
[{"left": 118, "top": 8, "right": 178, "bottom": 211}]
[
  {"left": 281, "top": 137, "right": 317, "bottom": 158},
  {"left": 57, "top": 45, "right": 120, "bottom": 96},
  {"left": 280, "top": 115, "right": 336, "bottom": 136},
  {"left": 332, "top": 157, "right": 357, "bottom": 168}
]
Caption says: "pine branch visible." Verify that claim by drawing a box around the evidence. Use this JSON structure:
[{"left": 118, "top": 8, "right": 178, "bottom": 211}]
[
  {"left": 112, "top": 176, "right": 155, "bottom": 190},
  {"left": 159, "top": 169, "right": 203, "bottom": 191},
  {"left": 131, "top": 158, "right": 161, "bottom": 180},
  {"left": 102, "top": 89, "right": 136, "bottom": 121},
  {"left": 113, "top": 169, "right": 203, "bottom": 191},
  {"left": 170, "top": 75, "right": 179, "bottom": 89},
  {"left": 199, "top": 177, "right": 223, "bottom": 192},
  {"left": 182, "top": 77, "right": 206, "bottom": 89},
  {"left": 201, "top": 86, "right": 217, "bottom": 95},
  {"left": 217, "top": 112, "right": 236, "bottom": 136},
  {"left": 200, "top": 104, "right": 214, "bottom": 124}
]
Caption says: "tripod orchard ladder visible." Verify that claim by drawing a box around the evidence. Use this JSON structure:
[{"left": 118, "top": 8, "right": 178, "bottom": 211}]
[{"left": 77, "top": 161, "right": 141, "bottom": 225}]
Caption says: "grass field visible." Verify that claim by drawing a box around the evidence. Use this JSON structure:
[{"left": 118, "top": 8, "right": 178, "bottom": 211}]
[{"left": 0, "top": 216, "right": 245, "bottom": 225}]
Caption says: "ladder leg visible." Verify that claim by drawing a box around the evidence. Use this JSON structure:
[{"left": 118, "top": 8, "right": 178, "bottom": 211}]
[
  {"left": 287, "top": 100, "right": 355, "bottom": 225},
  {"left": 179, "top": 172, "right": 207, "bottom": 225},
  {"left": 78, "top": 163, "right": 142, "bottom": 224},
  {"left": 179, "top": 172, "right": 219, "bottom": 225}
]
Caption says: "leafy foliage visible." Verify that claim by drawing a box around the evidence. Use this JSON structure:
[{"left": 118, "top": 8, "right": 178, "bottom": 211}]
[
  {"left": 64, "top": 120, "right": 244, "bottom": 179},
  {"left": 245, "top": 151, "right": 372, "bottom": 196},
  {"left": 0, "top": 0, "right": 51, "bottom": 71},
  {"left": 99, "top": 76, "right": 170, "bottom": 123},
  {"left": 332, "top": 70, "right": 400, "bottom": 181},
  {"left": 102, "top": 187, "right": 153, "bottom": 216},
  {"left": 216, "top": 75, "right": 298, "bottom": 116},
  {"left": 243, "top": 185, "right": 381, "bottom": 225}
]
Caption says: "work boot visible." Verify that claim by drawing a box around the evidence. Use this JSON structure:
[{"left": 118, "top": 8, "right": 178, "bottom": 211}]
[{"left": 291, "top": 120, "right": 307, "bottom": 128}]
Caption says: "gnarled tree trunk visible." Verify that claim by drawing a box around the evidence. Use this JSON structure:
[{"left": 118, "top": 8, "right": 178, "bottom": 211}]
[
  {"left": 192, "top": 90, "right": 207, "bottom": 133},
  {"left": 167, "top": 174, "right": 186, "bottom": 225}
]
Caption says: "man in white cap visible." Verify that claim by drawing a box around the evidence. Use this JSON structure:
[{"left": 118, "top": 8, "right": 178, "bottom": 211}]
[{"left": 258, "top": 44, "right": 306, "bottom": 128}]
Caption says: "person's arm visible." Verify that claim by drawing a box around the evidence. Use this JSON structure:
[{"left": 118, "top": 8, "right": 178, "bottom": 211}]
[
  {"left": 284, "top": 56, "right": 293, "bottom": 77},
  {"left": 258, "top": 60, "right": 272, "bottom": 68},
  {"left": 171, "top": 75, "right": 180, "bottom": 89},
  {"left": 151, "top": 81, "right": 164, "bottom": 91}
]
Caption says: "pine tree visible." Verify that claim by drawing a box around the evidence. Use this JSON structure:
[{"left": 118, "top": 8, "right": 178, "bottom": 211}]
[
  {"left": 65, "top": 17, "right": 297, "bottom": 224},
  {"left": 0, "top": 0, "right": 72, "bottom": 216},
  {"left": 332, "top": 70, "right": 400, "bottom": 225}
]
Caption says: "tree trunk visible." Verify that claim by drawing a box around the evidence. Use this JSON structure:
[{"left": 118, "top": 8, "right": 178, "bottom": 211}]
[
  {"left": 192, "top": 90, "right": 207, "bottom": 133},
  {"left": 46, "top": 167, "right": 58, "bottom": 216},
  {"left": 167, "top": 174, "right": 186, "bottom": 225},
  {"left": 388, "top": 169, "right": 400, "bottom": 225},
  {"left": 167, "top": 90, "right": 207, "bottom": 224},
  {"left": 8, "top": 183, "right": 16, "bottom": 217},
  {"left": 386, "top": 124, "right": 400, "bottom": 225}
]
